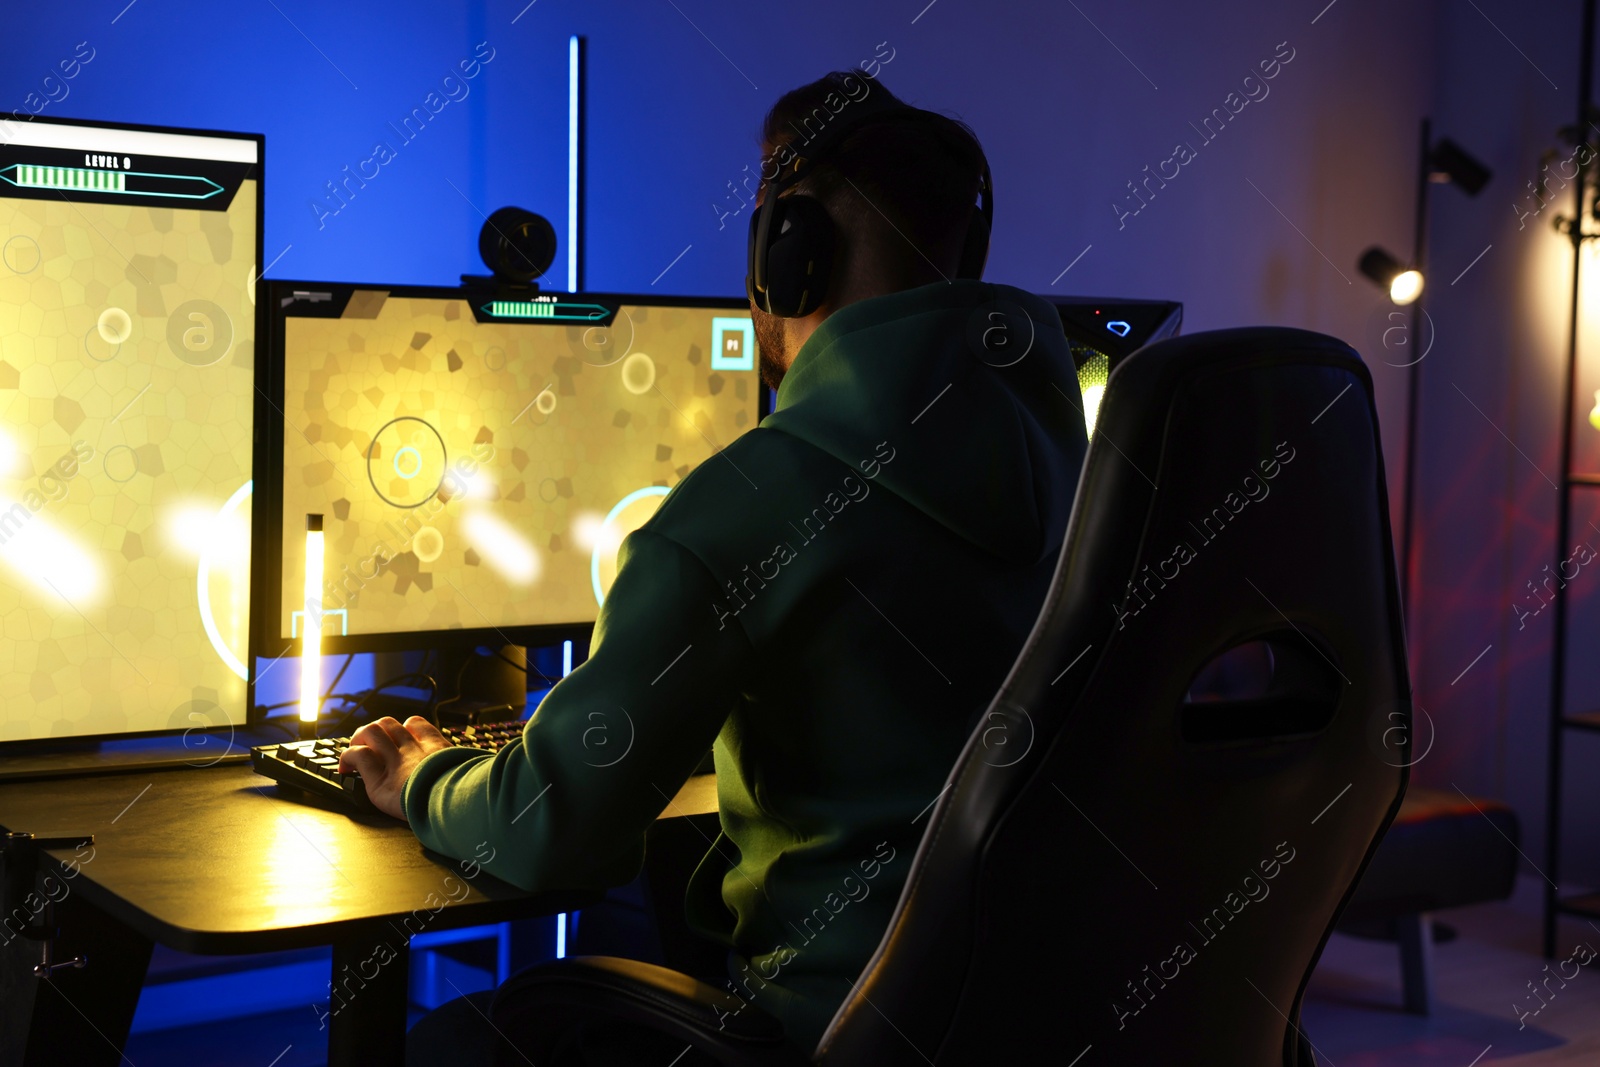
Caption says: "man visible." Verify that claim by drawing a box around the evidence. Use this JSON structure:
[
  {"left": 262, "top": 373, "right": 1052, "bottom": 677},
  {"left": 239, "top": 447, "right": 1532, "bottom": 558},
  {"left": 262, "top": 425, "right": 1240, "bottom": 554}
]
[{"left": 347, "top": 72, "right": 1087, "bottom": 1060}]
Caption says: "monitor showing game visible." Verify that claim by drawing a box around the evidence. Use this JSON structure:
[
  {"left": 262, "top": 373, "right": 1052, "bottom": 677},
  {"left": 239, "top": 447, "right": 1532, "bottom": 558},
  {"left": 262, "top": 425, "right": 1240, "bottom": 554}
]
[
  {"left": 0, "top": 117, "right": 261, "bottom": 743},
  {"left": 262, "top": 285, "right": 763, "bottom": 651}
]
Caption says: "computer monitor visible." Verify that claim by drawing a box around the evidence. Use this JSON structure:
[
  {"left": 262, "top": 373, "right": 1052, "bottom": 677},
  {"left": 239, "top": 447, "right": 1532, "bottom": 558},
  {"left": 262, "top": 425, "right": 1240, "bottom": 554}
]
[
  {"left": 0, "top": 116, "right": 262, "bottom": 746},
  {"left": 1052, "top": 296, "right": 1183, "bottom": 437},
  {"left": 253, "top": 284, "right": 765, "bottom": 668}
]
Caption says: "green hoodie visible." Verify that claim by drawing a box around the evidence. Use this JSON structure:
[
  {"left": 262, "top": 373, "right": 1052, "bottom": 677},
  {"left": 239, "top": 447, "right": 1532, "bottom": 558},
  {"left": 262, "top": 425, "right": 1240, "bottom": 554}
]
[{"left": 404, "top": 278, "right": 1088, "bottom": 1050}]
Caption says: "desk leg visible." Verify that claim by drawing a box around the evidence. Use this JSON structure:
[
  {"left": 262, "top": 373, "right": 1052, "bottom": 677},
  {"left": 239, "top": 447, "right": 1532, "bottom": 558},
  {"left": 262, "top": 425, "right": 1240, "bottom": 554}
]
[
  {"left": 0, "top": 889, "right": 152, "bottom": 1067},
  {"left": 326, "top": 923, "right": 410, "bottom": 1067}
]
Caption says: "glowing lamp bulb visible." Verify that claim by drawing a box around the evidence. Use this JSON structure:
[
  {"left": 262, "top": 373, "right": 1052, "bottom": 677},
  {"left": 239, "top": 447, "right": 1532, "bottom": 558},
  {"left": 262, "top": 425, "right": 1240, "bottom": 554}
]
[
  {"left": 1590, "top": 389, "right": 1600, "bottom": 433},
  {"left": 1389, "top": 269, "right": 1424, "bottom": 305},
  {"left": 299, "top": 513, "right": 324, "bottom": 735}
]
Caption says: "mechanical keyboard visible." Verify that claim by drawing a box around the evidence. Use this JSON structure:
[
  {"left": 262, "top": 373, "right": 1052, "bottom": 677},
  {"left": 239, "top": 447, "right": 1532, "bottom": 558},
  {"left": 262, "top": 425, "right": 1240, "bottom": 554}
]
[{"left": 250, "top": 719, "right": 527, "bottom": 811}]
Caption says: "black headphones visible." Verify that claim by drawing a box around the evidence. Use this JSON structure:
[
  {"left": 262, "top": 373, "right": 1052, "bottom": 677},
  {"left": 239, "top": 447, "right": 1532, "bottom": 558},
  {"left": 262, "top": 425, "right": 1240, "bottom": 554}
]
[{"left": 746, "top": 80, "right": 994, "bottom": 318}]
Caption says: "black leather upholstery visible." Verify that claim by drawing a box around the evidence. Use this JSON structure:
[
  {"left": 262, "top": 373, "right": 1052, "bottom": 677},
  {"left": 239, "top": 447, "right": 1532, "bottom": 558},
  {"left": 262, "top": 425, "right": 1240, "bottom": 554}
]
[
  {"left": 488, "top": 956, "right": 809, "bottom": 1066},
  {"left": 487, "top": 327, "right": 1410, "bottom": 1066},
  {"left": 818, "top": 327, "right": 1409, "bottom": 1065}
]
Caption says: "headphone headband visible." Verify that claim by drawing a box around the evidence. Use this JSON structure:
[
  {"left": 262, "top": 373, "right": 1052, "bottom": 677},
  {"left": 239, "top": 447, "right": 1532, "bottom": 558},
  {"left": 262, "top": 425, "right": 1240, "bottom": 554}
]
[{"left": 747, "top": 77, "right": 994, "bottom": 317}]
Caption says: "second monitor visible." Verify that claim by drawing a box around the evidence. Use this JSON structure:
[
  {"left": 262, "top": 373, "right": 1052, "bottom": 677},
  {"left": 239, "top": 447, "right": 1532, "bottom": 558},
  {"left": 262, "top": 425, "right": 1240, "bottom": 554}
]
[{"left": 257, "top": 285, "right": 764, "bottom": 654}]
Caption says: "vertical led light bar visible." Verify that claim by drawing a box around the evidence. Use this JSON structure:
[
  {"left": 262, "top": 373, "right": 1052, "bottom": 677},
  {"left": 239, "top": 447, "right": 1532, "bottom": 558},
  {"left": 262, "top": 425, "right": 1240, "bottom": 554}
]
[
  {"left": 299, "top": 513, "right": 324, "bottom": 738},
  {"left": 568, "top": 34, "right": 582, "bottom": 294},
  {"left": 556, "top": 635, "right": 576, "bottom": 957}
]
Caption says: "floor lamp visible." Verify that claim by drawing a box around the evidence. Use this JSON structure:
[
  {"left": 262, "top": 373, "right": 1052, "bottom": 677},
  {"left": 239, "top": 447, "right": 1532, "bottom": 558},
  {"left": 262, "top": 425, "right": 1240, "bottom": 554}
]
[{"left": 1358, "top": 119, "right": 1492, "bottom": 633}]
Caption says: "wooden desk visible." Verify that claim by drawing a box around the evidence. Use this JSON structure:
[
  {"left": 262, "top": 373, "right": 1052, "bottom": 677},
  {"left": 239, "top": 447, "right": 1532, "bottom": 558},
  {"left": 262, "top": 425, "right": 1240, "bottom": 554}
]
[{"left": 0, "top": 762, "right": 717, "bottom": 1067}]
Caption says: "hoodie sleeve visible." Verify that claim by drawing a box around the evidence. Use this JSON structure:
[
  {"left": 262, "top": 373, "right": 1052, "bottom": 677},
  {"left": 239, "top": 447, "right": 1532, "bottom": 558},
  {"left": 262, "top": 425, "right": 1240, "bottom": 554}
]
[{"left": 402, "top": 527, "right": 748, "bottom": 891}]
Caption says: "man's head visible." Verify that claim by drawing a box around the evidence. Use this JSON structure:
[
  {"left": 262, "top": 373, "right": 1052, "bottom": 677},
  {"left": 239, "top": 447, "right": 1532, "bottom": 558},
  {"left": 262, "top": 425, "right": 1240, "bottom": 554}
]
[{"left": 748, "top": 73, "right": 989, "bottom": 390}]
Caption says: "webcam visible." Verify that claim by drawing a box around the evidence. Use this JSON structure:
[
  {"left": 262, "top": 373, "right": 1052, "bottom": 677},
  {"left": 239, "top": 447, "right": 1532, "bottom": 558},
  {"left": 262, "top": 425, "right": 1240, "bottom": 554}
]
[{"left": 463, "top": 207, "right": 557, "bottom": 290}]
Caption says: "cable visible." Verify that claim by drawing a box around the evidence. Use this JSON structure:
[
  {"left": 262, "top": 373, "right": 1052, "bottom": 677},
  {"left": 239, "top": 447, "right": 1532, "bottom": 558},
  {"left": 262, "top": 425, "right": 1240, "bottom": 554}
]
[
  {"left": 323, "top": 654, "right": 354, "bottom": 702},
  {"left": 326, "top": 672, "right": 439, "bottom": 738},
  {"left": 429, "top": 656, "right": 476, "bottom": 719},
  {"left": 256, "top": 716, "right": 301, "bottom": 740}
]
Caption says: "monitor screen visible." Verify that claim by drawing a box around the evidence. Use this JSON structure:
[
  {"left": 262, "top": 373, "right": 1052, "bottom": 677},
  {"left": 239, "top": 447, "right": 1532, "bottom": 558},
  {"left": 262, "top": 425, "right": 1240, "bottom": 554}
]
[
  {"left": 266, "top": 286, "right": 762, "bottom": 650},
  {"left": 0, "top": 117, "right": 261, "bottom": 743}
]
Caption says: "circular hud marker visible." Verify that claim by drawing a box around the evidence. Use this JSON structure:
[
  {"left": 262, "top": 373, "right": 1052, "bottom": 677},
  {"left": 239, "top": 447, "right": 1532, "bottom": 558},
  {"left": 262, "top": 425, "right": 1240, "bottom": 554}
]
[
  {"left": 98, "top": 307, "right": 133, "bottom": 345},
  {"left": 574, "top": 307, "right": 636, "bottom": 367},
  {"left": 412, "top": 525, "right": 444, "bottom": 562},
  {"left": 591, "top": 486, "right": 670, "bottom": 605},
  {"left": 621, "top": 352, "right": 656, "bottom": 395},
  {"left": 367, "top": 417, "right": 448, "bottom": 509},
  {"left": 83, "top": 324, "right": 122, "bottom": 363},
  {"left": 3, "top": 235, "right": 41, "bottom": 274},
  {"left": 393, "top": 445, "right": 423, "bottom": 480},
  {"left": 102, "top": 444, "right": 138, "bottom": 483}
]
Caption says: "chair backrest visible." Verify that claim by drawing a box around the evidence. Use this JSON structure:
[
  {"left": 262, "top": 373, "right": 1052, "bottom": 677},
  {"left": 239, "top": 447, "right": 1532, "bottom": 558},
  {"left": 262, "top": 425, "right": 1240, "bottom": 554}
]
[{"left": 816, "top": 327, "right": 1411, "bottom": 1066}]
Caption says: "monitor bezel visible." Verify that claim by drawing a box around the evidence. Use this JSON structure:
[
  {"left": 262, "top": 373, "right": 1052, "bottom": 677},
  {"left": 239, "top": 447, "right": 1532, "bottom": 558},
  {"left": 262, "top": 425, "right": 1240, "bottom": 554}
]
[
  {"left": 0, "top": 113, "right": 264, "bottom": 748},
  {"left": 250, "top": 282, "right": 769, "bottom": 690}
]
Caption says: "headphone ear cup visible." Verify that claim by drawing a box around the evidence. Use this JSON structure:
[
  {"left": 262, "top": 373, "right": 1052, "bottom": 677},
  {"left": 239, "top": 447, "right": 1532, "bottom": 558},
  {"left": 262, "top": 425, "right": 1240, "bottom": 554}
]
[
  {"left": 956, "top": 208, "right": 990, "bottom": 280},
  {"left": 763, "top": 195, "right": 836, "bottom": 317},
  {"left": 746, "top": 205, "right": 766, "bottom": 308}
]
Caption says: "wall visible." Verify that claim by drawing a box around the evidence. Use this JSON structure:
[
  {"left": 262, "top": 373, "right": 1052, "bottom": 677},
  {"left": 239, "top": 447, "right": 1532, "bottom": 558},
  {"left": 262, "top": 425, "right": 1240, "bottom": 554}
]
[
  {"left": 1422, "top": 0, "right": 1600, "bottom": 880},
  {"left": 1, "top": 0, "right": 1439, "bottom": 525},
  {"left": 3, "top": 0, "right": 1474, "bottom": 836}
]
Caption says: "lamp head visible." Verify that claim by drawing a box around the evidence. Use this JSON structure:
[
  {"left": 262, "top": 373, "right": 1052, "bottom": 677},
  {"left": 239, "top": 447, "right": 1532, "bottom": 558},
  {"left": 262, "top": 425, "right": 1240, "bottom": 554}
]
[
  {"left": 1359, "top": 246, "right": 1424, "bottom": 306},
  {"left": 1428, "top": 138, "right": 1492, "bottom": 196}
]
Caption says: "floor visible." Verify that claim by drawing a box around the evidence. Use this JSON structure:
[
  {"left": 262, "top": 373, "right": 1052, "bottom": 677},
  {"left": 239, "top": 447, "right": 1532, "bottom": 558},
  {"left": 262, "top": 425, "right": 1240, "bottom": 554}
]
[
  {"left": 1303, "top": 875, "right": 1600, "bottom": 1065},
  {"left": 122, "top": 874, "right": 1600, "bottom": 1066}
]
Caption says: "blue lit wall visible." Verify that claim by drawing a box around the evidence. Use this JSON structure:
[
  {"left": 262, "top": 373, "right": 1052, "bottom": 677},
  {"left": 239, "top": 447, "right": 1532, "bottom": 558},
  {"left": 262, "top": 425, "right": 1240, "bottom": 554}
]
[{"left": 4, "top": 0, "right": 1432, "bottom": 326}]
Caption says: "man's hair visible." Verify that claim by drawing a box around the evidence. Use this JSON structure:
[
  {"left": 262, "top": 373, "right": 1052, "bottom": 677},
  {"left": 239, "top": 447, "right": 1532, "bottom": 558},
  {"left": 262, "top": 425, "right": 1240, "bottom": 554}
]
[{"left": 759, "top": 73, "right": 987, "bottom": 286}]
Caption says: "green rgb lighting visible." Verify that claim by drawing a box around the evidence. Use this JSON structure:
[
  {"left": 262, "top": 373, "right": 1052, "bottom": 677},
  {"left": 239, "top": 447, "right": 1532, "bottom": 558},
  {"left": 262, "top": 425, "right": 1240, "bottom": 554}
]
[
  {"left": 492, "top": 301, "right": 555, "bottom": 318},
  {"left": 15, "top": 165, "right": 125, "bottom": 192},
  {"left": 483, "top": 301, "right": 611, "bottom": 322},
  {"left": 0, "top": 165, "right": 223, "bottom": 201}
]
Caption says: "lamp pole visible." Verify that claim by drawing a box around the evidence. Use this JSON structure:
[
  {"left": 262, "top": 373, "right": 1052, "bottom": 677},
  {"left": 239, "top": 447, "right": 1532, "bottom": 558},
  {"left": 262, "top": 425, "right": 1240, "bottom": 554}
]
[
  {"left": 1399, "top": 117, "right": 1431, "bottom": 638},
  {"left": 1544, "top": 0, "right": 1598, "bottom": 962}
]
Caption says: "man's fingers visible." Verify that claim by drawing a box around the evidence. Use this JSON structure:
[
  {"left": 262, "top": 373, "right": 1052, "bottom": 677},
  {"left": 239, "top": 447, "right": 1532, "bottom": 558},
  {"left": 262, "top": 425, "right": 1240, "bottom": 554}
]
[
  {"left": 339, "top": 744, "right": 383, "bottom": 779},
  {"left": 404, "top": 715, "right": 447, "bottom": 747},
  {"left": 351, "top": 718, "right": 401, "bottom": 759},
  {"left": 376, "top": 716, "right": 421, "bottom": 753}
]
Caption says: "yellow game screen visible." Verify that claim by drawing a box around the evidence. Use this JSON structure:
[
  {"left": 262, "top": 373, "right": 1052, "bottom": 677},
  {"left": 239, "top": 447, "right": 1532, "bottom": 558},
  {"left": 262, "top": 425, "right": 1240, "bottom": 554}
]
[
  {"left": 278, "top": 292, "right": 760, "bottom": 639},
  {"left": 0, "top": 119, "right": 258, "bottom": 741}
]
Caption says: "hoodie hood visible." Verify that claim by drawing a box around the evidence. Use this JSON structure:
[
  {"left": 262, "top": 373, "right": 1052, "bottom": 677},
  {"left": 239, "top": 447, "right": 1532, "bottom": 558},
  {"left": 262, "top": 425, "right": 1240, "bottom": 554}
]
[{"left": 761, "top": 279, "right": 1088, "bottom": 566}]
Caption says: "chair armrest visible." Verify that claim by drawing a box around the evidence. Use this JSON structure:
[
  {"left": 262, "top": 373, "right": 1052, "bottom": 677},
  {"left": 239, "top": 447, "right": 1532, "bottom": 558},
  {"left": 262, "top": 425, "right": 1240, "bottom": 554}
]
[{"left": 488, "top": 955, "right": 811, "bottom": 1067}]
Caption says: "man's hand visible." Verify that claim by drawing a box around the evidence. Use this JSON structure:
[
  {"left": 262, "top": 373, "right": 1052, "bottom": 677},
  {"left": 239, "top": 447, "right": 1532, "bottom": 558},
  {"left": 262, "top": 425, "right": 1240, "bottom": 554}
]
[{"left": 339, "top": 716, "right": 451, "bottom": 820}]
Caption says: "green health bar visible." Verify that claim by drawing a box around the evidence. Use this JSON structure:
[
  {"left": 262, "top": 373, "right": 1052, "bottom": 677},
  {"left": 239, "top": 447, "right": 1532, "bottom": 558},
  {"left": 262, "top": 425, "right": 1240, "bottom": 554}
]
[
  {"left": 486, "top": 300, "right": 611, "bottom": 321},
  {"left": 0, "top": 164, "right": 224, "bottom": 200}
]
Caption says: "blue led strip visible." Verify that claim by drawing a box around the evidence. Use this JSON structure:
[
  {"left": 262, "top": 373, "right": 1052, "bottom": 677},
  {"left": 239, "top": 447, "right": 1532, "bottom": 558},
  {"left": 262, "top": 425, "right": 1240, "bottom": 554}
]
[
  {"left": 568, "top": 34, "right": 581, "bottom": 294},
  {"left": 557, "top": 638, "right": 576, "bottom": 957}
]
